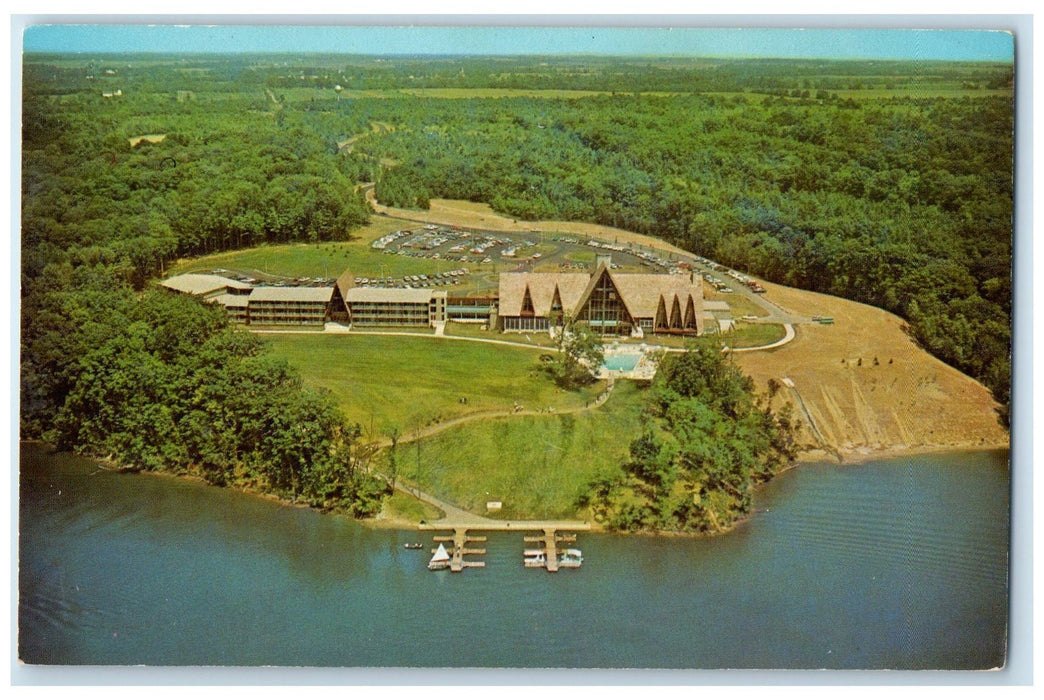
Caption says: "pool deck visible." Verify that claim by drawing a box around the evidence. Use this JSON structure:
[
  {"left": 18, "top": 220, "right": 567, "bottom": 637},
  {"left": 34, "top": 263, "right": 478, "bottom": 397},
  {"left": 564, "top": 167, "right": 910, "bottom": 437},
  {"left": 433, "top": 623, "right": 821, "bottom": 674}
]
[{"left": 599, "top": 345, "right": 657, "bottom": 380}]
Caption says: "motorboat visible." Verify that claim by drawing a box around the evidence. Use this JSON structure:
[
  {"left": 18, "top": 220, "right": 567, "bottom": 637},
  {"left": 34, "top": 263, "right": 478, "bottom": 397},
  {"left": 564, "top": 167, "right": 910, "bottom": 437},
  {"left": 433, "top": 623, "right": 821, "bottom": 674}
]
[
  {"left": 559, "top": 548, "right": 583, "bottom": 566},
  {"left": 523, "top": 549, "right": 546, "bottom": 567}
]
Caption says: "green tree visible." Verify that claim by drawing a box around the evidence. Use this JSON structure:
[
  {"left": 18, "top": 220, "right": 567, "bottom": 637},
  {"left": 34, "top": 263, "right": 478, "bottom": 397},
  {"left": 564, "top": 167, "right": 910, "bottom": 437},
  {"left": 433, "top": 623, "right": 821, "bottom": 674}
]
[{"left": 547, "top": 319, "right": 605, "bottom": 388}]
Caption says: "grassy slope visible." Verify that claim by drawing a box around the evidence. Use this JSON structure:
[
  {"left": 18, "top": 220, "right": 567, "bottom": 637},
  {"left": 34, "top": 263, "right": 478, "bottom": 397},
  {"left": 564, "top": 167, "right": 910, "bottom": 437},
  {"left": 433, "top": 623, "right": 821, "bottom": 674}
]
[
  {"left": 262, "top": 333, "right": 604, "bottom": 437},
  {"left": 389, "top": 380, "right": 648, "bottom": 520}
]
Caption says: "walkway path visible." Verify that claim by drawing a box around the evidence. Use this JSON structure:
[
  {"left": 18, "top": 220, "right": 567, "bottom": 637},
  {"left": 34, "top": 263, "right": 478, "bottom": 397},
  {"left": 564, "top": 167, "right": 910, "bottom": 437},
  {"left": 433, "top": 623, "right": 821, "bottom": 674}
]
[
  {"left": 265, "top": 88, "right": 281, "bottom": 110},
  {"left": 252, "top": 325, "right": 552, "bottom": 351},
  {"left": 377, "top": 379, "right": 615, "bottom": 449},
  {"left": 254, "top": 322, "right": 797, "bottom": 354},
  {"left": 373, "top": 380, "right": 614, "bottom": 523}
]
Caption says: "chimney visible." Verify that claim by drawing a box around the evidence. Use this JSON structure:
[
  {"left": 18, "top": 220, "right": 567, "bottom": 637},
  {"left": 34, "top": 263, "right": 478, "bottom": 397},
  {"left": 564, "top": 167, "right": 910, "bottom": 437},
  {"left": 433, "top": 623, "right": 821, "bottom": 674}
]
[{"left": 595, "top": 253, "right": 612, "bottom": 272}]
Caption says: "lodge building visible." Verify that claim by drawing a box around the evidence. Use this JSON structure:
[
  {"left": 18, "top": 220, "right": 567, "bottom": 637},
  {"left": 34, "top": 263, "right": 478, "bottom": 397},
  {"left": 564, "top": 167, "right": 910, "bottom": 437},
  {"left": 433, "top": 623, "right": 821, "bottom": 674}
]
[
  {"left": 161, "top": 273, "right": 335, "bottom": 327},
  {"left": 160, "top": 273, "right": 253, "bottom": 301},
  {"left": 162, "top": 253, "right": 704, "bottom": 336},
  {"left": 340, "top": 287, "right": 448, "bottom": 327},
  {"left": 247, "top": 286, "right": 336, "bottom": 326},
  {"left": 497, "top": 255, "right": 703, "bottom": 336}
]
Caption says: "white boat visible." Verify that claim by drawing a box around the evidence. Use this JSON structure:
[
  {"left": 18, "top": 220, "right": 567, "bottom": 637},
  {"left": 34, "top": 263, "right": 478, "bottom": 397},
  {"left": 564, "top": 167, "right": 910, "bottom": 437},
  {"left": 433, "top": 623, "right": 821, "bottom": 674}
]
[
  {"left": 559, "top": 548, "right": 583, "bottom": 566},
  {"left": 428, "top": 542, "right": 451, "bottom": 570},
  {"left": 523, "top": 550, "right": 546, "bottom": 567}
]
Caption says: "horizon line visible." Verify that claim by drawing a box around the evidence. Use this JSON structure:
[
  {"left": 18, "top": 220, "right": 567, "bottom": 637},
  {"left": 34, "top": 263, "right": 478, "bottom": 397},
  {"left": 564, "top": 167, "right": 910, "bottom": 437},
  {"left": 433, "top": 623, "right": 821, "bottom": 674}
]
[{"left": 21, "top": 49, "right": 1013, "bottom": 63}]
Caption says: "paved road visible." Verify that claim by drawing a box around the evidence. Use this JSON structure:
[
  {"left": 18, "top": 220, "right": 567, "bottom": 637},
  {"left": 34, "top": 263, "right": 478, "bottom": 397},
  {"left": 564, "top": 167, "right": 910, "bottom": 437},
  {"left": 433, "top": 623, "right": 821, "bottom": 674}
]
[{"left": 730, "top": 323, "right": 796, "bottom": 353}]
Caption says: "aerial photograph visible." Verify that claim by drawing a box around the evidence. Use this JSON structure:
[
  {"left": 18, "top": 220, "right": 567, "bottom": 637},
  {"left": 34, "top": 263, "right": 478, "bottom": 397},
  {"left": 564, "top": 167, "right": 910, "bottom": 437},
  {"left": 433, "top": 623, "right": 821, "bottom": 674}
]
[{"left": 16, "top": 20, "right": 1018, "bottom": 676}]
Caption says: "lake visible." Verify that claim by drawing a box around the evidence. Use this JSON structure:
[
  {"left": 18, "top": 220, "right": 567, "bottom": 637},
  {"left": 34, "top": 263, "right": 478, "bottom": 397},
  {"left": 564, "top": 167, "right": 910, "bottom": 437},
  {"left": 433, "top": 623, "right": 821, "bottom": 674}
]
[{"left": 18, "top": 442, "right": 1009, "bottom": 670}]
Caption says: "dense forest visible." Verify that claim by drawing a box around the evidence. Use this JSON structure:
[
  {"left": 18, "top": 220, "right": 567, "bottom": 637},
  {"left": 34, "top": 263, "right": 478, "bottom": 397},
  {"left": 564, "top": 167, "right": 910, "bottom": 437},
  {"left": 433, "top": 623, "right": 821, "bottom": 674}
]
[
  {"left": 21, "top": 270, "right": 389, "bottom": 514},
  {"left": 21, "top": 55, "right": 382, "bottom": 514},
  {"left": 20, "top": 53, "right": 1013, "bottom": 521},
  {"left": 581, "top": 341, "right": 800, "bottom": 533}
]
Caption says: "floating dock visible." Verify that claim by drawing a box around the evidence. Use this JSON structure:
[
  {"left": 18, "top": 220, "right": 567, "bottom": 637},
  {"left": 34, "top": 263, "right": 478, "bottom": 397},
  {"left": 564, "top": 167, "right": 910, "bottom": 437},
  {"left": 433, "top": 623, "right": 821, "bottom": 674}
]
[
  {"left": 523, "top": 528, "right": 584, "bottom": 571},
  {"left": 419, "top": 521, "right": 589, "bottom": 573},
  {"left": 430, "top": 528, "right": 488, "bottom": 571}
]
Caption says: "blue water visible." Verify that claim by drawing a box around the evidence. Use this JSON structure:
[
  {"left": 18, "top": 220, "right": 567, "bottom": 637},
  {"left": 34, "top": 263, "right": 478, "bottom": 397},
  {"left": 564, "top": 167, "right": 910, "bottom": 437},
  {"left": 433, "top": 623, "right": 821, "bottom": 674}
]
[
  {"left": 18, "top": 444, "right": 1009, "bottom": 669},
  {"left": 603, "top": 354, "right": 641, "bottom": 371}
]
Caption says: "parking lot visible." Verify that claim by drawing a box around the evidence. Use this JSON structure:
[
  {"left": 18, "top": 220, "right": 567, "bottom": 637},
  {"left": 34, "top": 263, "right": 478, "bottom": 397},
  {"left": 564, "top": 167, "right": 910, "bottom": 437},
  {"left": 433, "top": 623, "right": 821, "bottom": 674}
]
[{"left": 366, "top": 224, "right": 688, "bottom": 291}]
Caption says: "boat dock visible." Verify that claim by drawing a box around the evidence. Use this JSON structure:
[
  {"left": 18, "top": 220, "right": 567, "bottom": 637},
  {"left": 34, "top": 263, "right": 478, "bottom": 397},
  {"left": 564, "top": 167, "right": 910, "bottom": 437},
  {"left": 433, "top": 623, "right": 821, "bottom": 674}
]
[
  {"left": 431, "top": 529, "right": 488, "bottom": 572},
  {"left": 419, "top": 520, "right": 590, "bottom": 573},
  {"left": 523, "top": 529, "right": 583, "bottom": 571}
]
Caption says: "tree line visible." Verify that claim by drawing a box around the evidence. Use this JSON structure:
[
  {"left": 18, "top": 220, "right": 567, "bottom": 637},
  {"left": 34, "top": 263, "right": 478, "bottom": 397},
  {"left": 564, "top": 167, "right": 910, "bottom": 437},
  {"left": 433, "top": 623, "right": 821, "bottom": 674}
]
[
  {"left": 22, "top": 85, "right": 372, "bottom": 291},
  {"left": 21, "top": 56, "right": 386, "bottom": 516}
]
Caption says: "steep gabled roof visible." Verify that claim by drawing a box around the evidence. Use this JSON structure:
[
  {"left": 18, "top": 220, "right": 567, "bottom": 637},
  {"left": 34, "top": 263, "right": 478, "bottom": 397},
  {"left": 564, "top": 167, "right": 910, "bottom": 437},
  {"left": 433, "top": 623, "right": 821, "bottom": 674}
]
[
  {"left": 499, "top": 267, "right": 702, "bottom": 329},
  {"left": 335, "top": 269, "right": 356, "bottom": 295},
  {"left": 612, "top": 273, "right": 701, "bottom": 319},
  {"left": 498, "top": 272, "right": 589, "bottom": 316},
  {"left": 572, "top": 265, "right": 638, "bottom": 322}
]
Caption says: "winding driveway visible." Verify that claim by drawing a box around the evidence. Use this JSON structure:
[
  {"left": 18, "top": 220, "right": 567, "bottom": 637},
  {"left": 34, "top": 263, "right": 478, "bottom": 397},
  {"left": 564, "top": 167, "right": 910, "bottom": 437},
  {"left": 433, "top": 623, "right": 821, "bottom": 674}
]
[{"left": 377, "top": 379, "right": 614, "bottom": 449}]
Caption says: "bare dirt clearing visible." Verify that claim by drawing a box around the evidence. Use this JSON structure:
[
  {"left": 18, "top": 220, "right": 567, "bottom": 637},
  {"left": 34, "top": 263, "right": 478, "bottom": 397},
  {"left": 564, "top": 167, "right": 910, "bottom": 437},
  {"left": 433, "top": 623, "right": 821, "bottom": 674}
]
[{"left": 735, "top": 281, "right": 1008, "bottom": 460}]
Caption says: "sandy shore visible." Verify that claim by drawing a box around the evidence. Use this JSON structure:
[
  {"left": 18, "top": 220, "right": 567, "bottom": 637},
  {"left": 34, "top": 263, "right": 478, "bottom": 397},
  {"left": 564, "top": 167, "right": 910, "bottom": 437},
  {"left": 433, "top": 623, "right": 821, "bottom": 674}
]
[{"left": 797, "top": 441, "right": 1010, "bottom": 466}]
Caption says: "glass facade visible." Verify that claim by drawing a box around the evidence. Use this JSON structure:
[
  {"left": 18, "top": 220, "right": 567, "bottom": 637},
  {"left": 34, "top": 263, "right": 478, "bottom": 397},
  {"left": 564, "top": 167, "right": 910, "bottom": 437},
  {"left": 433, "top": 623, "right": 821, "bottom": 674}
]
[{"left": 576, "top": 270, "right": 633, "bottom": 334}]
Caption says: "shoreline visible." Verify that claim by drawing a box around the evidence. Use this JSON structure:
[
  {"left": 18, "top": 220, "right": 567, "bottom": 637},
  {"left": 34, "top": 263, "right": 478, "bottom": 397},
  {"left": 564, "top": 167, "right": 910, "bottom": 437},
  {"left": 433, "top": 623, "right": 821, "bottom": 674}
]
[
  {"left": 798, "top": 441, "right": 1010, "bottom": 467},
  {"left": 21, "top": 437, "right": 1009, "bottom": 537}
]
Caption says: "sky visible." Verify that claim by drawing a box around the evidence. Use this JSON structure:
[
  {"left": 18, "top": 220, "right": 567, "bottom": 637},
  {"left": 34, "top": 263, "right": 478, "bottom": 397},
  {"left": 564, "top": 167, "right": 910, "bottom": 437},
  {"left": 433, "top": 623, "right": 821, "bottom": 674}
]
[{"left": 19, "top": 23, "right": 1015, "bottom": 61}]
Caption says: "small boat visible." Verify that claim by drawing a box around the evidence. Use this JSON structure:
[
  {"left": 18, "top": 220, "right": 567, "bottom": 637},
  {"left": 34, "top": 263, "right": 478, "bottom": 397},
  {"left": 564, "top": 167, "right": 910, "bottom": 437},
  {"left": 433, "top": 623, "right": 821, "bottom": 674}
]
[
  {"left": 403, "top": 543, "right": 424, "bottom": 550},
  {"left": 523, "top": 550, "right": 546, "bottom": 568},
  {"left": 428, "top": 542, "right": 451, "bottom": 571},
  {"left": 559, "top": 548, "right": 583, "bottom": 567}
]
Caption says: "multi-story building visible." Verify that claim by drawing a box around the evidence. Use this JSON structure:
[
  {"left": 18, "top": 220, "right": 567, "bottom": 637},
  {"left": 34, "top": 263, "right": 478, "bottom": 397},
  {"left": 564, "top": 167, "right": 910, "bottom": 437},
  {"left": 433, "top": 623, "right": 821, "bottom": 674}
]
[
  {"left": 498, "top": 255, "right": 704, "bottom": 337},
  {"left": 341, "top": 287, "right": 447, "bottom": 328}
]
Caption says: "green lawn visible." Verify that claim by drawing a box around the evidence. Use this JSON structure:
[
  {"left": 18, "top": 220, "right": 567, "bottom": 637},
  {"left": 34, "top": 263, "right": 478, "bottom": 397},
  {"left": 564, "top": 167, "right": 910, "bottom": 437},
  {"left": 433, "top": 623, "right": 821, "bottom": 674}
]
[
  {"left": 262, "top": 333, "right": 605, "bottom": 437},
  {"left": 383, "top": 492, "right": 444, "bottom": 523},
  {"left": 389, "top": 380, "right": 648, "bottom": 520},
  {"left": 722, "top": 322, "right": 788, "bottom": 348},
  {"left": 169, "top": 218, "right": 448, "bottom": 281}
]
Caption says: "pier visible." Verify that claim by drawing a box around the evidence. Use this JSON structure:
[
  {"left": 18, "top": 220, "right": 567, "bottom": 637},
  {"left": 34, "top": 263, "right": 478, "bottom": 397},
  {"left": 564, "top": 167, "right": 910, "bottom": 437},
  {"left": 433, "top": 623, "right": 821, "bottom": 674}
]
[
  {"left": 523, "top": 529, "right": 584, "bottom": 571},
  {"left": 431, "top": 528, "right": 488, "bottom": 572},
  {"left": 419, "top": 520, "right": 590, "bottom": 573}
]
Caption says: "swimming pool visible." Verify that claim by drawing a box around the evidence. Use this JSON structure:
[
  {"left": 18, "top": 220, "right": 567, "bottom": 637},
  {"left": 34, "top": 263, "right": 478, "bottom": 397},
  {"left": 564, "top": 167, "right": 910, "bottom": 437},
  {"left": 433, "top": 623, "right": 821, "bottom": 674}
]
[{"left": 602, "top": 353, "right": 642, "bottom": 372}]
